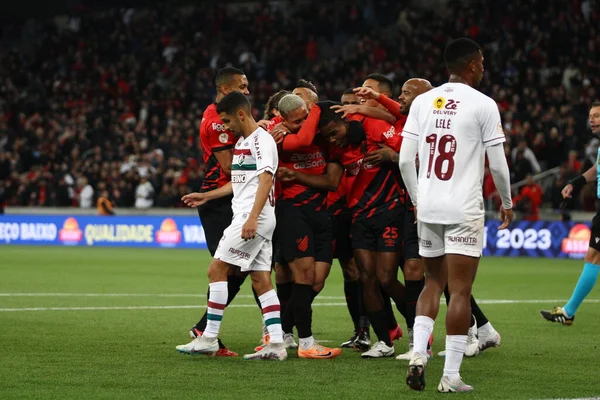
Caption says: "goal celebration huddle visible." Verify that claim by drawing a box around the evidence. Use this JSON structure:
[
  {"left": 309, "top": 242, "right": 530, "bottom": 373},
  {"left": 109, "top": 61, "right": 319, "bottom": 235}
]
[{"left": 176, "top": 38, "right": 514, "bottom": 393}]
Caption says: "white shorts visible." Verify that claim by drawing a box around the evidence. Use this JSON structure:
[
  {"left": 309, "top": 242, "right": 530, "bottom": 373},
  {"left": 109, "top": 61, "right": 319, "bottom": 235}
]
[
  {"left": 417, "top": 218, "right": 484, "bottom": 258},
  {"left": 214, "top": 219, "right": 273, "bottom": 272}
]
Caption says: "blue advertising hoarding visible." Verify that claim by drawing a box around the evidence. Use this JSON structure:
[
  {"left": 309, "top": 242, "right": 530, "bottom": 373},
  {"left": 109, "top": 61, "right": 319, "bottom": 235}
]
[
  {"left": 0, "top": 214, "right": 592, "bottom": 258},
  {"left": 0, "top": 215, "right": 207, "bottom": 249}
]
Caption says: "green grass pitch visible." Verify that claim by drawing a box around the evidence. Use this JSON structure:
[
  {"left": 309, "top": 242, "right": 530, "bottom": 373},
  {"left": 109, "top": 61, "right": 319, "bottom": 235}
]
[{"left": 1, "top": 246, "right": 600, "bottom": 399}]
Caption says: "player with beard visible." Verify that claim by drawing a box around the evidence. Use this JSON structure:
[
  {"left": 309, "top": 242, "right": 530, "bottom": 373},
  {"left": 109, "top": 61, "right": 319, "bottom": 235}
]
[
  {"left": 400, "top": 38, "right": 513, "bottom": 392},
  {"left": 189, "top": 67, "right": 254, "bottom": 357},
  {"left": 268, "top": 93, "right": 342, "bottom": 359},
  {"left": 281, "top": 102, "right": 407, "bottom": 358}
]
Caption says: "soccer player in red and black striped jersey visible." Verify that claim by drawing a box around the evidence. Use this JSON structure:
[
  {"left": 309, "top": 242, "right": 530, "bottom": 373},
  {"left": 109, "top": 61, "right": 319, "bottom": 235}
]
[
  {"left": 189, "top": 67, "right": 251, "bottom": 357},
  {"left": 270, "top": 93, "right": 342, "bottom": 359},
  {"left": 281, "top": 102, "right": 408, "bottom": 359},
  {"left": 355, "top": 78, "right": 434, "bottom": 359}
]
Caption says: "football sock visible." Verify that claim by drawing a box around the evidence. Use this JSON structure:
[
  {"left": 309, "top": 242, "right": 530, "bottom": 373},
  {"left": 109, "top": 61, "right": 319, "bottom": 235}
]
[
  {"left": 291, "top": 283, "right": 313, "bottom": 339},
  {"left": 382, "top": 293, "right": 398, "bottom": 330},
  {"left": 259, "top": 289, "right": 283, "bottom": 344},
  {"left": 564, "top": 263, "right": 600, "bottom": 317},
  {"left": 204, "top": 281, "right": 228, "bottom": 338},
  {"left": 471, "top": 296, "right": 489, "bottom": 328},
  {"left": 311, "top": 289, "right": 320, "bottom": 302},
  {"left": 405, "top": 279, "right": 424, "bottom": 329},
  {"left": 413, "top": 315, "right": 434, "bottom": 361},
  {"left": 299, "top": 336, "right": 315, "bottom": 350},
  {"left": 195, "top": 275, "right": 245, "bottom": 331},
  {"left": 443, "top": 335, "right": 467, "bottom": 379},
  {"left": 344, "top": 280, "right": 362, "bottom": 332},
  {"left": 478, "top": 322, "right": 495, "bottom": 335},
  {"left": 368, "top": 308, "right": 393, "bottom": 346}
]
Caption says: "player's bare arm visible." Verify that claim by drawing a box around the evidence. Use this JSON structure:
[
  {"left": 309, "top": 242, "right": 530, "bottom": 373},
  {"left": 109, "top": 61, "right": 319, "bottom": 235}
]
[
  {"left": 563, "top": 164, "right": 597, "bottom": 199},
  {"left": 242, "top": 172, "right": 273, "bottom": 240},
  {"left": 353, "top": 86, "right": 381, "bottom": 100},
  {"left": 213, "top": 149, "right": 233, "bottom": 176},
  {"left": 270, "top": 122, "right": 291, "bottom": 144},
  {"left": 331, "top": 104, "right": 396, "bottom": 124},
  {"left": 364, "top": 143, "right": 398, "bottom": 165},
  {"left": 277, "top": 162, "right": 343, "bottom": 192},
  {"left": 182, "top": 183, "right": 233, "bottom": 207}
]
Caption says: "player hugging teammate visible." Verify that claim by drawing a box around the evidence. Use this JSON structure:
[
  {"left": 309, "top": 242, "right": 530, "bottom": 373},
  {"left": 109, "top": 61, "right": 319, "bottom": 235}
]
[{"left": 177, "top": 39, "right": 512, "bottom": 376}]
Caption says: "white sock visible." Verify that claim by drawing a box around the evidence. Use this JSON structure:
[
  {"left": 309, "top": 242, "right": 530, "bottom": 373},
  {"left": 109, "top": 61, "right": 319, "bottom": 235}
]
[
  {"left": 477, "top": 322, "right": 494, "bottom": 336},
  {"left": 259, "top": 289, "right": 283, "bottom": 344},
  {"left": 299, "top": 336, "right": 315, "bottom": 350},
  {"left": 413, "top": 316, "right": 434, "bottom": 360},
  {"left": 443, "top": 335, "right": 467, "bottom": 379},
  {"left": 204, "top": 281, "right": 228, "bottom": 338}
]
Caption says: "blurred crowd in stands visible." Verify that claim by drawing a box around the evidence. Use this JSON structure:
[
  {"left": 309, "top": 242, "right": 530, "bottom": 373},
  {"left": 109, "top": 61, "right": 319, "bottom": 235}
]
[{"left": 0, "top": 0, "right": 598, "bottom": 216}]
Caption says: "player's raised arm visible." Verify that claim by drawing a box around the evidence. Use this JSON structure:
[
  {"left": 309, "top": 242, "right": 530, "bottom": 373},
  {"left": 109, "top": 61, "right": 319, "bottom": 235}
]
[
  {"left": 280, "top": 105, "right": 321, "bottom": 151},
  {"left": 331, "top": 103, "right": 396, "bottom": 124}
]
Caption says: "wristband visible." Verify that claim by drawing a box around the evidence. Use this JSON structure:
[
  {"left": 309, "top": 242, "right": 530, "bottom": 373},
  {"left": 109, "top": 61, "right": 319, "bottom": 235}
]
[{"left": 568, "top": 175, "right": 587, "bottom": 192}]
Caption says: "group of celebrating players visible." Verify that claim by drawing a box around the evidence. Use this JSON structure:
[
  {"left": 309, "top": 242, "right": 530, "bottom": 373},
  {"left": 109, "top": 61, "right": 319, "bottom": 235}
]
[{"left": 175, "top": 38, "right": 515, "bottom": 393}]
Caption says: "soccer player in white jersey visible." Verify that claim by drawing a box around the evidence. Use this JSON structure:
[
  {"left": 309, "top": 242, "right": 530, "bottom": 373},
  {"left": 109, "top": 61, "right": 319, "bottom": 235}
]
[
  {"left": 399, "top": 38, "right": 514, "bottom": 392},
  {"left": 176, "top": 91, "right": 286, "bottom": 361}
]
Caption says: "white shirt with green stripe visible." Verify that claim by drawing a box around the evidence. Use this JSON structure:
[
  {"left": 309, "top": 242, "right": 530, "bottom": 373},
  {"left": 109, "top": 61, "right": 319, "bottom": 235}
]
[{"left": 231, "top": 127, "right": 278, "bottom": 239}]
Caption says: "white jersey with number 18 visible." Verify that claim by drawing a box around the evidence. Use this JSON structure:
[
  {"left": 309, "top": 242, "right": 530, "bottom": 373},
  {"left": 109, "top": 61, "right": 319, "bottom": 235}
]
[{"left": 401, "top": 82, "right": 505, "bottom": 224}]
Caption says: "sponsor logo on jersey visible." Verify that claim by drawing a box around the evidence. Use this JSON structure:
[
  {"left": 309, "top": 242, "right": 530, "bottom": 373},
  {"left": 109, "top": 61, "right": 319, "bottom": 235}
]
[
  {"left": 382, "top": 126, "right": 396, "bottom": 139},
  {"left": 59, "top": 217, "right": 83, "bottom": 244},
  {"left": 219, "top": 133, "right": 229, "bottom": 144},
  {"left": 232, "top": 174, "right": 247, "bottom": 183},
  {"left": 434, "top": 97, "right": 446, "bottom": 110},
  {"left": 211, "top": 122, "right": 227, "bottom": 132},
  {"left": 561, "top": 224, "right": 590, "bottom": 256},
  {"left": 229, "top": 247, "right": 251, "bottom": 260},
  {"left": 156, "top": 218, "right": 182, "bottom": 245}
]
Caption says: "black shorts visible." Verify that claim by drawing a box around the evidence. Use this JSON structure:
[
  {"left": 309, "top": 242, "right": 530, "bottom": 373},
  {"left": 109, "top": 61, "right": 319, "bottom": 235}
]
[
  {"left": 197, "top": 195, "right": 233, "bottom": 256},
  {"left": 402, "top": 207, "right": 420, "bottom": 261},
  {"left": 590, "top": 204, "right": 600, "bottom": 251},
  {"left": 276, "top": 201, "right": 333, "bottom": 264},
  {"left": 351, "top": 208, "right": 403, "bottom": 252},
  {"left": 332, "top": 212, "right": 353, "bottom": 261}
]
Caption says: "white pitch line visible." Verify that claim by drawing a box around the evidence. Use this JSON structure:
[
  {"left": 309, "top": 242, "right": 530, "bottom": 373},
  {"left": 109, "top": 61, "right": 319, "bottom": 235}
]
[
  {"left": 0, "top": 293, "right": 346, "bottom": 300},
  {"left": 1, "top": 299, "right": 600, "bottom": 312},
  {"left": 0, "top": 303, "right": 347, "bottom": 312}
]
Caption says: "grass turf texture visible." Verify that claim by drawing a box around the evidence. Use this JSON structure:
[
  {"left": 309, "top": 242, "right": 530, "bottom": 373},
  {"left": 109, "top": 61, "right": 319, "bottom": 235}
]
[{"left": 1, "top": 246, "right": 600, "bottom": 399}]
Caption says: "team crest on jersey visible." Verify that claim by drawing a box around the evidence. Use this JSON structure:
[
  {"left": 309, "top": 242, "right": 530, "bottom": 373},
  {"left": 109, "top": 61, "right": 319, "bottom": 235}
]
[
  {"left": 237, "top": 154, "right": 245, "bottom": 166},
  {"left": 219, "top": 133, "right": 229, "bottom": 144},
  {"left": 434, "top": 97, "right": 446, "bottom": 110},
  {"left": 496, "top": 122, "right": 504, "bottom": 135}
]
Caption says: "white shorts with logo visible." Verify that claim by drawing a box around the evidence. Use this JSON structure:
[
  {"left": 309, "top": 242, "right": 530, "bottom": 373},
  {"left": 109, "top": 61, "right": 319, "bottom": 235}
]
[
  {"left": 214, "top": 218, "right": 273, "bottom": 272},
  {"left": 417, "top": 217, "right": 484, "bottom": 258}
]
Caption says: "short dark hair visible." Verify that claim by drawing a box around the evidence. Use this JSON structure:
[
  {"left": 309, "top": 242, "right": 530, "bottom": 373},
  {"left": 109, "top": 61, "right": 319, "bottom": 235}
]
[
  {"left": 591, "top": 101, "right": 600, "bottom": 109},
  {"left": 365, "top": 73, "right": 393, "bottom": 95},
  {"left": 216, "top": 91, "right": 251, "bottom": 115},
  {"left": 264, "top": 90, "right": 291, "bottom": 119},
  {"left": 317, "top": 101, "right": 344, "bottom": 128},
  {"left": 343, "top": 88, "right": 356, "bottom": 95},
  {"left": 296, "top": 79, "right": 318, "bottom": 95},
  {"left": 444, "top": 38, "right": 481, "bottom": 73},
  {"left": 215, "top": 67, "right": 245, "bottom": 87}
]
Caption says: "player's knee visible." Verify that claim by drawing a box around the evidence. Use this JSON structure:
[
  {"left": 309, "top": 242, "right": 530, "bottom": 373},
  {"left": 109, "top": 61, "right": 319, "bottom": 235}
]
[
  {"left": 208, "top": 259, "right": 229, "bottom": 282},
  {"left": 585, "top": 247, "right": 600, "bottom": 265},
  {"left": 403, "top": 259, "right": 424, "bottom": 280},
  {"left": 312, "top": 282, "right": 325, "bottom": 293}
]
